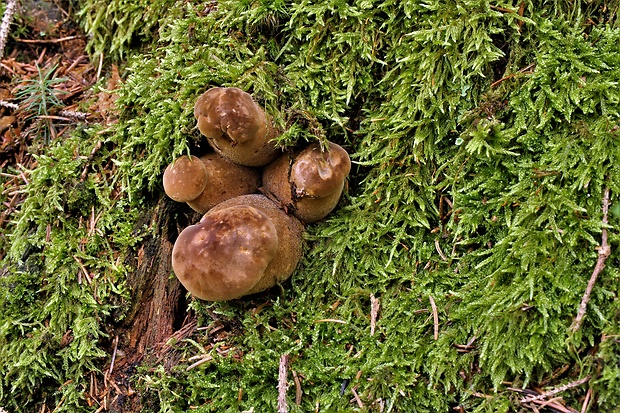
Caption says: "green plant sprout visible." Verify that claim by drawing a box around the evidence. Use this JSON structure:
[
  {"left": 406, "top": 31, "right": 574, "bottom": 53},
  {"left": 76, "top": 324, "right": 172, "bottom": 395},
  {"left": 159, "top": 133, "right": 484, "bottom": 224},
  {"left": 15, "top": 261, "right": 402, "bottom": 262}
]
[
  {"left": 15, "top": 63, "right": 69, "bottom": 142},
  {"left": 15, "top": 64, "right": 67, "bottom": 117}
]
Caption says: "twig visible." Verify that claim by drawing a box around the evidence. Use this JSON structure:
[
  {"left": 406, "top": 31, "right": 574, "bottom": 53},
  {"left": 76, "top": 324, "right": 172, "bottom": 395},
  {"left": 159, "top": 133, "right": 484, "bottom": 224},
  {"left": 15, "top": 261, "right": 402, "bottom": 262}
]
[
  {"left": 89, "top": 373, "right": 100, "bottom": 408},
  {"left": 314, "top": 319, "right": 347, "bottom": 324},
  {"left": 435, "top": 239, "right": 447, "bottom": 261},
  {"left": 471, "top": 391, "right": 494, "bottom": 399},
  {"left": 0, "top": 100, "right": 18, "bottom": 110},
  {"left": 489, "top": 4, "right": 516, "bottom": 12},
  {"left": 351, "top": 386, "right": 364, "bottom": 408},
  {"left": 370, "top": 294, "right": 380, "bottom": 336},
  {"left": 0, "top": 0, "right": 17, "bottom": 60},
  {"left": 16, "top": 164, "right": 30, "bottom": 185},
  {"left": 571, "top": 186, "right": 611, "bottom": 332},
  {"left": 36, "top": 47, "right": 46, "bottom": 65},
  {"left": 96, "top": 52, "right": 104, "bottom": 82},
  {"left": 517, "top": 2, "right": 526, "bottom": 30},
  {"left": 455, "top": 336, "right": 477, "bottom": 353},
  {"left": 509, "top": 388, "right": 573, "bottom": 413},
  {"left": 109, "top": 336, "right": 119, "bottom": 375},
  {"left": 59, "top": 110, "right": 89, "bottom": 121},
  {"left": 37, "top": 115, "right": 75, "bottom": 122},
  {"left": 13, "top": 35, "right": 86, "bottom": 44},
  {"left": 88, "top": 207, "right": 104, "bottom": 237},
  {"left": 64, "top": 55, "right": 86, "bottom": 73},
  {"left": 106, "top": 375, "right": 124, "bottom": 397},
  {"left": 73, "top": 256, "right": 92, "bottom": 284},
  {"left": 277, "top": 354, "right": 290, "bottom": 413},
  {"left": 528, "top": 399, "right": 575, "bottom": 413},
  {"left": 538, "top": 397, "right": 568, "bottom": 411},
  {"left": 292, "top": 371, "right": 302, "bottom": 405},
  {"left": 491, "top": 63, "right": 536, "bottom": 88},
  {"left": 581, "top": 387, "right": 592, "bottom": 413},
  {"left": 51, "top": 395, "right": 67, "bottom": 413},
  {"left": 520, "top": 376, "right": 591, "bottom": 404},
  {"left": 429, "top": 295, "right": 439, "bottom": 340},
  {"left": 185, "top": 354, "right": 213, "bottom": 371}
]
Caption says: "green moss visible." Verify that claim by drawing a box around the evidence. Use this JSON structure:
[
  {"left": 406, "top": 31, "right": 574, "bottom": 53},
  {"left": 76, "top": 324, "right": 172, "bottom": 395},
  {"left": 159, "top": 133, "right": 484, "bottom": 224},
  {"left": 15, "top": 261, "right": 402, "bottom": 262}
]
[
  {"left": 1, "top": 0, "right": 620, "bottom": 411},
  {"left": 77, "top": 0, "right": 179, "bottom": 60}
]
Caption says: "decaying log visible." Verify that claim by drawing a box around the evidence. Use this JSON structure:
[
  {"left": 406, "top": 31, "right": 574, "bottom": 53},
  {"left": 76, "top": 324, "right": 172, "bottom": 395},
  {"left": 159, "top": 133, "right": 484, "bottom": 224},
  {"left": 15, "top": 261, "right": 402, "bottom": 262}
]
[{"left": 121, "top": 197, "right": 199, "bottom": 355}]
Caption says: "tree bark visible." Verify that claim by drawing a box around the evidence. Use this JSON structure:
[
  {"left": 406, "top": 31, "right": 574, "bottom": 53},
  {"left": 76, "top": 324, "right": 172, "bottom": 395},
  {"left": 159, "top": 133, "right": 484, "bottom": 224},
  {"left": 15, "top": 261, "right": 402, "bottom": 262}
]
[
  {"left": 121, "top": 197, "right": 199, "bottom": 355},
  {"left": 103, "top": 198, "right": 200, "bottom": 412}
]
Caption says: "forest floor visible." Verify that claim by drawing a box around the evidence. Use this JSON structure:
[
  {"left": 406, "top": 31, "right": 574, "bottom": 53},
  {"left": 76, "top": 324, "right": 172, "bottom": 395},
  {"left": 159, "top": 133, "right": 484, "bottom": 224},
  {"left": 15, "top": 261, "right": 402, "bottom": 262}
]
[{"left": 1, "top": 1, "right": 619, "bottom": 412}]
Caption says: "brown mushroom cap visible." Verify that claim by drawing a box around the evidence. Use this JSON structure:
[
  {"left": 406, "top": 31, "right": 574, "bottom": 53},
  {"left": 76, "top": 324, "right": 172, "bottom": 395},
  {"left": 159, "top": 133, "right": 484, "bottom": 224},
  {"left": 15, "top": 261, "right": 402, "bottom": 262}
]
[
  {"left": 186, "top": 153, "right": 261, "bottom": 214},
  {"left": 194, "top": 87, "right": 280, "bottom": 166},
  {"left": 290, "top": 142, "right": 351, "bottom": 198},
  {"left": 262, "top": 142, "right": 351, "bottom": 223},
  {"left": 163, "top": 155, "right": 208, "bottom": 202},
  {"left": 172, "top": 205, "right": 279, "bottom": 301},
  {"left": 208, "top": 194, "right": 304, "bottom": 295}
]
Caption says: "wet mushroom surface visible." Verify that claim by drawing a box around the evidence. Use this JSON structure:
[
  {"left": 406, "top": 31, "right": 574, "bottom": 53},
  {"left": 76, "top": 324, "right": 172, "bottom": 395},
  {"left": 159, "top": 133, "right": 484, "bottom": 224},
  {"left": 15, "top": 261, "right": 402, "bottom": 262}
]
[
  {"left": 194, "top": 87, "right": 281, "bottom": 167},
  {"left": 209, "top": 194, "right": 304, "bottom": 294},
  {"left": 186, "top": 152, "right": 261, "bottom": 214},
  {"left": 172, "top": 204, "right": 279, "bottom": 301},
  {"left": 162, "top": 155, "right": 208, "bottom": 202},
  {"left": 263, "top": 141, "right": 351, "bottom": 223},
  {"left": 172, "top": 194, "right": 304, "bottom": 301}
]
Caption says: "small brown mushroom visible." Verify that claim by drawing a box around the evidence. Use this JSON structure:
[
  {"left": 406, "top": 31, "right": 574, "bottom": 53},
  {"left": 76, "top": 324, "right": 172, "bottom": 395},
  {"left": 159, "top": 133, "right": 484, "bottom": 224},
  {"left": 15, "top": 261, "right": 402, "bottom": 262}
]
[
  {"left": 186, "top": 153, "right": 261, "bottom": 214},
  {"left": 263, "top": 142, "right": 351, "bottom": 223},
  {"left": 194, "top": 87, "right": 281, "bottom": 167},
  {"left": 172, "top": 194, "right": 303, "bottom": 301},
  {"left": 163, "top": 155, "right": 208, "bottom": 202}
]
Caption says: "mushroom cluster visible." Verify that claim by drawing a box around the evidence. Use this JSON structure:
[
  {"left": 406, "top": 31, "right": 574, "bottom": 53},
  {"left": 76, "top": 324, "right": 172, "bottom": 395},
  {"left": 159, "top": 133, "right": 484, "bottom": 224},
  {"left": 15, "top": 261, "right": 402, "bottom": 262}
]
[{"left": 164, "top": 87, "right": 351, "bottom": 301}]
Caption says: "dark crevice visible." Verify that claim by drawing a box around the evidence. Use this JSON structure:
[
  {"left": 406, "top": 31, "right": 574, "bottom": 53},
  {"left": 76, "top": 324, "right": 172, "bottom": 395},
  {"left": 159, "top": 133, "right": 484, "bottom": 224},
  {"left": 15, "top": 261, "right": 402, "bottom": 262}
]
[{"left": 490, "top": 30, "right": 512, "bottom": 83}]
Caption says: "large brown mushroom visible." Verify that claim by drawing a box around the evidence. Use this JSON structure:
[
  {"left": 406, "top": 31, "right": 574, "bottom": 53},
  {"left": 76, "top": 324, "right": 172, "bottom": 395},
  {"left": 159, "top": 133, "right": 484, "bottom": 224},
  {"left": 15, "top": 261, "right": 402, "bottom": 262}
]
[
  {"left": 263, "top": 142, "right": 351, "bottom": 223},
  {"left": 186, "top": 153, "right": 261, "bottom": 214},
  {"left": 194, "top": 87, "right": 281, "bottom": 167},
  {"left": 172, "top": 194, "right": 303, "bottom": 301}
]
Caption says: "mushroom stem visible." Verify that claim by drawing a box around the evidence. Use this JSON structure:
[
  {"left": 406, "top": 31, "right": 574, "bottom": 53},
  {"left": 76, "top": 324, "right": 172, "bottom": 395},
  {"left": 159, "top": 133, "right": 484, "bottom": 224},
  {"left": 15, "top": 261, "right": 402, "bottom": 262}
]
[{"left": 186, "top": 153, "right": 261, "bottom": 214}]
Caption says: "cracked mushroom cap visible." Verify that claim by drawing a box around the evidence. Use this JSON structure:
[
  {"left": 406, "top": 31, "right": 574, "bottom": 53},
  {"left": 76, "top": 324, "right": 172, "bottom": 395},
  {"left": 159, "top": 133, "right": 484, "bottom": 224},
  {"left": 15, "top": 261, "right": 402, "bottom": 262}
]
[
  {"left": 163, "top": 155, "right": 208, "bottom": 202},
  {"left": 194, "top": 87, "right": 280, "bottom": 167},
  {"left": 290, "top": 142, "right": 351, "bottom": 199},
  {"left": 172, "top": 205, "right": 279, "bottom": 301},
  {"left": 263, "top": 142, "right": 351, "bottom": 223},
  {"left": 186, "top": 153, "right": 261, "bottom": 214}
]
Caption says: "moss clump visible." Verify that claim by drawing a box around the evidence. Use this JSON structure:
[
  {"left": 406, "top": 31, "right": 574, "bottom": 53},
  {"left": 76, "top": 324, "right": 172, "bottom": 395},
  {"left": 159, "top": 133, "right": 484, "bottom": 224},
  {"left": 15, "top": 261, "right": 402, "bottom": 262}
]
[
  {"left": 1, "top": 0, "right": 619, "bottom": 412},
  {"left": 77, "top": 0, "right": 179, "bottom": 60}
]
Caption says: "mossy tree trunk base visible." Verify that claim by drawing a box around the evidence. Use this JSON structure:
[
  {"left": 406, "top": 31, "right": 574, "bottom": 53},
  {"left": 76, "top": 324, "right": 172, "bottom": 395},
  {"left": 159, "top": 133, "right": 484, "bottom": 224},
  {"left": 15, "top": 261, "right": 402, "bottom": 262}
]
[
  {"left": 122, "top": 198, "right": 196, "bottom": 353},
  {"left": 105, "top": 198, "right": 199, "bottom": 411}
]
